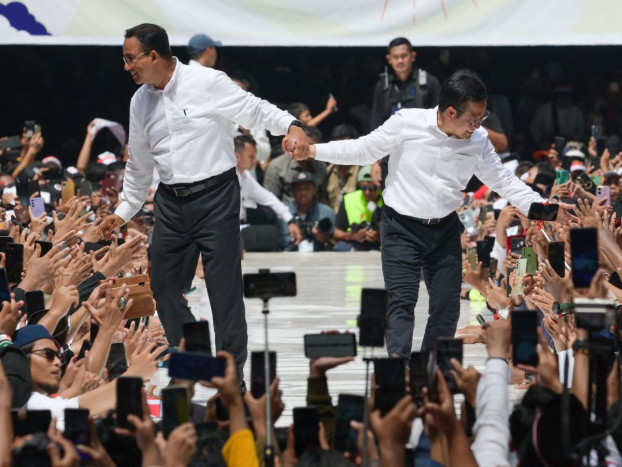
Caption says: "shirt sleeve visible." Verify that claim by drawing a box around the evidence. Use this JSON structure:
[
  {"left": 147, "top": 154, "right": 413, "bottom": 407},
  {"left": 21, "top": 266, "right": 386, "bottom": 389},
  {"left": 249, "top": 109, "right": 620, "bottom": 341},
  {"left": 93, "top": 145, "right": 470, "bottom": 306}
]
[
  {"left": 471, "top": 358, "right": 511, "bottom": 467},
  {"left": 246, "top": 175, "right": 293, "bottom": 223},
  {"left": 474, "top": 140, "right": 546, "bottom": 216},
  {"left": 210, "top": 72, "right": 294, "bottom": 136},
  {"left": 27, "top": 392, "right": 79, "bottom": 420},
  {"left": 116, "top": 96, "right": 155, "bottom": 222},
  {"left": 221, "top": 428, "right": 259, "bottom": 467},
  {"left": 315, "top": 112, "right": 405, "bottom": 166}
]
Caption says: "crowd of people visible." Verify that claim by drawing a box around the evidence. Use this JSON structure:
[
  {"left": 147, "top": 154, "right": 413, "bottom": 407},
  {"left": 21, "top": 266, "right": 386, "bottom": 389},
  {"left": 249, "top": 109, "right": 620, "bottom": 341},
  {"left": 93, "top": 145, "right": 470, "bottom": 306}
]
[{"left": 0, "top": 23, "right": 621, "bottom": 467}]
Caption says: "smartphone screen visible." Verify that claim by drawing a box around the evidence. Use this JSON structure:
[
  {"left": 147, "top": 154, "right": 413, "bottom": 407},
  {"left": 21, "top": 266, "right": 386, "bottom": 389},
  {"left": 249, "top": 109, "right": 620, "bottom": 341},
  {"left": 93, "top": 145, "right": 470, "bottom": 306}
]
[
  {"left": 335, "top": 394, "right": 364, "bottom": 453},
  {"left": 0, "top": 269, "right": 10, "bottom": 303},
  {"left": 0, "top": 236, "right": 13, "bottom": 254},
  {"left": 25, "top": 290, "right": 45, "bottom": 319},
  {"left": 35, "top": 240, "right": 53, "bottom": 257},
  {"left": 436, "top": 338, "right": 463, "bottom": 394},
  {"left": 512, "top": 311, "right": 539, "bottom": 367},
  {"left": 527, "top": 203, "right": 559, "bottom": 221},
  {"left": 168, "top": 352, "right": 226, "bottom": 381},
  {"left": 15, "top": 178, "right": 30, "bottom": 206},
  {"left": 374, "top": 358, "right": 406, "bottom": 415},
  {"left": 243, "top": 272, "right": 296, "bottom": 298},
  {"left": 293, "top": 406, "right": 320, "bottom": 458},
  {"left": 610, "top": 271, "right": 622, "bottom": 289},
  {"left": 161, "top": 386, "right": 189, "bottom": 439},
  {"left": 359, "top": 288, "right": 387, "bottom": 347},
  {"left": 303, "top": 333, "right": 356, "bottom": 359},
  {"left": 548, "top": 241, "right": 565, "bottom": 278},
  {"left": 6, "top": 242, "right": 23, "bottom": 283},
  {"left": 106, "top": 343, "right": 128, "bottom": 380},
  {"left": 409, "top": 352, "right": 427, "bottom": 405},
  {"left": 11, "top": 409, "right": 51, "bottom": 436},
  {"left": 182, "top": 321, "right": 212, "bottom": 354},
  {"left": 250, "top": 350, "right": 276, "bottom": 399},
  {"left": 570, "top": 228, "right": 598, "bottom": 288},
  {"left": 116, "top": 376, "right": 143, "bottom": 429},
  {"left": 64, "top": 408, "right": 90, "bottom": 446}
]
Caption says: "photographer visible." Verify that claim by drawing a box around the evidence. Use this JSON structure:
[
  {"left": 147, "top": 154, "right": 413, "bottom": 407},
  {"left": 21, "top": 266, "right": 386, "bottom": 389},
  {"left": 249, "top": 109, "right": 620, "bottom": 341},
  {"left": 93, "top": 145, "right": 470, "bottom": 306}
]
[
  {"left": 332, "top": 165, "right": 383, "bottom": 252},
  {"left": 282, "top": 172, "right": 335, "bottom": 252}
]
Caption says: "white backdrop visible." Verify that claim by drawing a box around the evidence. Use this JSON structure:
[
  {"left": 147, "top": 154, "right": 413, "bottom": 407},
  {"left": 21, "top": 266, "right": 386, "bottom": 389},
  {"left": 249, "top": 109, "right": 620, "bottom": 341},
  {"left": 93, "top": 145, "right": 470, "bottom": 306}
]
[{"left": 1, "top": 0, "right": 620, "bottom": 46}]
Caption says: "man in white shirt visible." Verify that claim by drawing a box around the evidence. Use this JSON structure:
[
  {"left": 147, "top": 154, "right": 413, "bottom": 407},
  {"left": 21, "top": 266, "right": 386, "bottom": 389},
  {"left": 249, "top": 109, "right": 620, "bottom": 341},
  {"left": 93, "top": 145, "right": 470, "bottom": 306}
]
[
  {"left": 286, "top": 70, "right": 549, "bottom": 356},
  {"left": 236, "top": 135, "right": 302, "bottom": 251},
  {"left": 187, "top": 33, "right": 221, "bottom": 68},
  {"left": 100, "top": 23, "right": 309, "bottom": 380}
]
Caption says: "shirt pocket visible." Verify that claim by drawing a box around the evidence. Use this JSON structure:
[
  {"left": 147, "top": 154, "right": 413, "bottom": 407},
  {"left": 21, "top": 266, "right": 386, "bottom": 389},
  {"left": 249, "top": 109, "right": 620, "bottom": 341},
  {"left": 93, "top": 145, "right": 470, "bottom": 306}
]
[{"left": 443, "top": 153, "right": 479, "bottom": 186}]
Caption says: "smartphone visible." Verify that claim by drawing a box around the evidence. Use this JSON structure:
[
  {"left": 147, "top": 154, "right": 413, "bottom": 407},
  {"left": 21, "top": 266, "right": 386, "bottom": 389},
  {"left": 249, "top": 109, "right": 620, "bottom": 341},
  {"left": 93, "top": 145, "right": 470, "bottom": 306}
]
[
  {"left": 512, "top": 311, "right": 539, "bottom": 366},
  {"left": 592, "top": 125, "right": 606, "bottom": 156},
  {"left": 106, "top": 342, "right": 128, "bottom": 380},
  {"left": 466, "top": 247, "right": 477, "bottom": 270},
  {"left": 506, "top": 266, "right": 515, "bottom": 297},
  {"left": 556, "top": 169, "right": 570, "bottom": 186},
  {"left": 507, "top": 235, "right": 526, "bottom": 255},
  {"left": 11, "top": 409, "right": 51, "bottom": 436},
  {"left": 77, "top": 339, "right": 92, "bottom": 361},
  {"left": 61, "top": 180, "right": 75, "bottom": 204},
  {"left": 250, "top": 351, "right": 276, "bottom": 399},
  {"left": 24, "top": 120, "right": 36, "bottom": 139},
  {"left": 521, "top": 247, "right": 538, "bottom": 275},
  {"left": 0, "top": 269, "right": 10, "bottom": 303},
  {"left": 436, "top": 338, "right": 463, "bottom": 394},
  {"left": 527, "top": 203, "right": 559, "bottom": 221},
  {"left": 243, "top": 272, "right": 296, "bottom": 299},
  {"left": 610, "top": 271, "right": 622, "bottom": 289},
  {"left": 0, "top": 236, "right": 13, "bottom": 254},
  {"left": 90, "top": 322, "right": 99, "bottom": 342},
  {"left": 476, "top": 314, "right": 486, "bottom": 325},
  {"left": 575, "top": 172, "right": 597, "bottom": 195},
  {"left": 476, "top": 238, "right": 493, "bottom": 269},
  {"left": 570, "top": 228, "right": 599, "bottom": 288},
  {"left": 34, "top": 124, "right": 41, "bottom": 135},
  {"left": 35, "top": 240, "right": 53, "bottom": 257},
  {"left": 359, "top": 288, "right": 387, "bottom": 347},
  {"left": 613, "top": 193, "right": 622, "bottom": 226},
  {"left": 101, "top": 172, "right": 120, "bottom": 196},
  {"left": 0, "top": 135, "right": 20, "bottom": 150},
  {"left": 293, "top": 406, "right": 320, "bottom": 458},
  {"left": 478, "top": 205, "right": 491, "bottom": 224},
  {"left": 303, "top": 333, "right": 356, "bottom": 358},
  {"left": 116, "top": 376, "right": 143, "bottom": 429},
  {"left": 161, "top": 386, "right": 189, "bottom": 439},
  {"left": 514, "top": 258, "right": 527, "bottom": 295},
  {"left": 458, "top": 210, "right": 478, "bottom": 236},
  {"left": 6, "top": 242, "right": 23, "bottom": 283},
  {"left": 64, "top": 408, "right": 90, "bottom": 446},
  {"left": 79, "top": 180, "right": 93, "bottom": 198},
  {"left": 489, "top": 258, "right": 498, "bottom": 278},
  {"left": 15, "top": 178, "right": 30, "bottom": 206},
  {"left": 168, "top": 352, "right": 226, "bottom": 381},
  {"left": 373, "top": 358, "right": 406, "bottom": 415},
  {"left": 182, "top": 321, "right": 212, "bottom": 354},
  {"left": 548, "top": 242, "right": 566, "bottom": 278},
  {"left": 596, "top": 186, "right": 611, "bottom": 206},
  {"left": 29, "top": 197, "right": 45, "bottom": 218},
  {"left": 409, "top": 352, "right": 427, "bottom": 405},
  {"left": 25, "top": 290, "right": 45, "bottom": 319},
  {"left": 554, "top": 136, "right": 566, "bottom": 157},
  {"left": 335, "top": 395, "right": 364, "bottom": 453}
]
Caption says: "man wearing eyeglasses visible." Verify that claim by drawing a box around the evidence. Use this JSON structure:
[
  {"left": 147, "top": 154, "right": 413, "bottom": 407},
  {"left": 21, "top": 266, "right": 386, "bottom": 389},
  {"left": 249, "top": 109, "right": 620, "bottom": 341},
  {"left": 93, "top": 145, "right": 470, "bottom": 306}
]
[
  {"left": 99, "top": 24, "right": 308, "bottom": 386},
  {"left": 286, "top": 70, "right": 560, "bottom": 358},
  {"left": 333, "top": 165, "right": 382, "bottom": 252}
]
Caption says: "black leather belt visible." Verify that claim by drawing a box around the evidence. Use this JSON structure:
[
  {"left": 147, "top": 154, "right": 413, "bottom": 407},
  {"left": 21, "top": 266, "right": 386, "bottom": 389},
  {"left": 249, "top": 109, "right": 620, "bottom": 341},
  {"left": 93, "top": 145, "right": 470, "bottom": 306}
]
[
  {"left": 411, "top": 216, "right": 445, "bottom": 225},
  {"left": 162, "top": 167, "right": 236, "bottom": 197}
]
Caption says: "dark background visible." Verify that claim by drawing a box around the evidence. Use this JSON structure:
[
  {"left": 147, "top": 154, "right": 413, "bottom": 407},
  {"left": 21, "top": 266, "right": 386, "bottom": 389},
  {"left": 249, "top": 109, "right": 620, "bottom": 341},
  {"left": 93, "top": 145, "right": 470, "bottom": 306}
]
[{"left": 0, "top": 44, "right": 619, "bottom": 165}]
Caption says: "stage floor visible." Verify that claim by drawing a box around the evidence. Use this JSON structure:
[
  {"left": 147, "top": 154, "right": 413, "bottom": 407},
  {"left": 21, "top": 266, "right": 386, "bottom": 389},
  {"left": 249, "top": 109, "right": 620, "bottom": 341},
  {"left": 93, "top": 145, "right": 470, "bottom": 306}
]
[{"left": 153, "top": 251, "right": 520, "bottom": 427}]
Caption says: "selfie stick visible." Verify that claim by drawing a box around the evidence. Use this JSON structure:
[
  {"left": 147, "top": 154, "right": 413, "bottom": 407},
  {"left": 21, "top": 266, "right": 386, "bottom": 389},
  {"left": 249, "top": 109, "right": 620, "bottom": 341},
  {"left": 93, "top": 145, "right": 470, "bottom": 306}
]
[{"left": 261, "top": 297, "right": 275, "bottom": 467}]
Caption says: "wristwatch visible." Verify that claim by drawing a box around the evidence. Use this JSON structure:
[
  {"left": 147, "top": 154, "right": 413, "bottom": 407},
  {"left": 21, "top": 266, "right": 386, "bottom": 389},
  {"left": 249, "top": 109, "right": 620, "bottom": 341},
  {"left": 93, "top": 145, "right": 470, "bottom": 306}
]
[
  {"left": 572, "top": 338, "right": 589, "bottom": 355},
  {"left": 288, "top": 120, "right": 303, "bottom": 131},
  {"left": 552, "top": 302, "right": 571, "bottom": 316}
]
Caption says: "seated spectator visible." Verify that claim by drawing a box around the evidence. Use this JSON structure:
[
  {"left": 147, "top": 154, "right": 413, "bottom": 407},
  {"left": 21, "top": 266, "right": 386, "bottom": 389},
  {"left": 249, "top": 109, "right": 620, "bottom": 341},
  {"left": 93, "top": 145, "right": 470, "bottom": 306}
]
[
  {"left": 326, "top": 125, "right": 360, "bottom": 213},
  {"left": 281, "top": 172, "right": 335, "bottom": 251},
  {"left": 236, "top": 135, "right": 302, "bottom": 251},
  {"left": 333, "top": 166, "right": 382, "bottom": 252}
]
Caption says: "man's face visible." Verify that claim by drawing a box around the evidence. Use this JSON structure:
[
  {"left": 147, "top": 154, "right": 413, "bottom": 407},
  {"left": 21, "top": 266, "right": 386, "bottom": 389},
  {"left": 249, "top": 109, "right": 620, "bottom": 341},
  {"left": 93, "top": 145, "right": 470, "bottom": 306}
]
[
  {"left": 236, "top": 143, "right": 257, "bottom": 172},
  {"left": 609, "top": 178, "right": 621, "bottom": 200},
  {"left": 205, "top": 46, "right": 217, "bottom": 67},
  {"left": 29, "top": 340, "right": 62, "bottom": 395},
  {"left": 358, "top": 182, "right": 380, "bottom": 203},
  {"left": 292, "top": 181, "right": 316, "bottom": 207},
  {"left": 122, "top": 37, "right": 154, "bottom": 85},
  {"left": 447, "top": 101, "right": 488, "bottom": 139},
  {"left": 386, "top": 44, "right": 415, "bottom": 77}
]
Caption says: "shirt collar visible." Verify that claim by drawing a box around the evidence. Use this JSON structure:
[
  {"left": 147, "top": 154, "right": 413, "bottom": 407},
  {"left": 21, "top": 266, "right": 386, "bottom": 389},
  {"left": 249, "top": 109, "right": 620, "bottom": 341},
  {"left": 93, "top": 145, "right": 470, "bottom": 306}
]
[
  {"left": 147, "top": 57, "right": 182, "bottom": 94},
  {"left": 426, "top": 106, "right": 443, "bottom": 133}
]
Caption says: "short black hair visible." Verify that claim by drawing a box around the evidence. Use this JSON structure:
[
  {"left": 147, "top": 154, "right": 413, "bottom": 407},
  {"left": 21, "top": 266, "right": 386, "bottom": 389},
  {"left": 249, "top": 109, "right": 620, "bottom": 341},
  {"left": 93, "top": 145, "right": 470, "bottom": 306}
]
[
  {"left": 303, "top": 126, "right": 322, "bottom": 142},
  {"left": 288, "top": 103, "right": 309, "bottom": 119},
  {"left": 438, "top": 69, "right": 487, "bottom": 112},
  {"left": 330, "top": 124, "right": 359, "bottom": 141},
  {"left": 388, "top": 37, "right": 413, "bottom": 53},
  {"left": 125, "top": 23, "right": 172, "bottom": 60},
  {"left": 234, "top": 135, "right": 256, "bottom": 152}
]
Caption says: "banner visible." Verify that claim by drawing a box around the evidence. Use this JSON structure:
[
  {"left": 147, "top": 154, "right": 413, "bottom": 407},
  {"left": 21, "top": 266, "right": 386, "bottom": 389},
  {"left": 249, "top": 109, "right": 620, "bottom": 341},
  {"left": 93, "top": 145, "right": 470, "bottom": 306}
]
[{"left": 1, "top": 0, "right": 620, "bottom": 46}]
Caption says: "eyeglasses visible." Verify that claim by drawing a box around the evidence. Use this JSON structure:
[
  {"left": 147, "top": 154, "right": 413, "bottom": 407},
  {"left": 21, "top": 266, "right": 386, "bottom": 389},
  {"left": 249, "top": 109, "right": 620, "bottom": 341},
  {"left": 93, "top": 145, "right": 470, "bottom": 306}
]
[
  {"left": 358, "top": 184, "right": 379, "bottom": 192},
  {"left": 457, "top": 109, "right": 490, "bottom": 128},
  {"left": 122, "top": 51, "right": 150, "bottom": 68},
  {"left": 30, "top": 348, "right": 62, "bottom": 362}
]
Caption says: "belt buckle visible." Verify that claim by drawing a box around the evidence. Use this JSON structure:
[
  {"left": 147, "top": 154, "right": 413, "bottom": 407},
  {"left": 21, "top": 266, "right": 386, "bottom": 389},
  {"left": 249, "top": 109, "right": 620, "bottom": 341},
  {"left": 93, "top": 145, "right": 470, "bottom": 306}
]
[
  {"left": 426, "top": 218, "right": 439, "bottom": 225},
  {"left": 172, "top": 186, "right": 189, "bottom": 197}
]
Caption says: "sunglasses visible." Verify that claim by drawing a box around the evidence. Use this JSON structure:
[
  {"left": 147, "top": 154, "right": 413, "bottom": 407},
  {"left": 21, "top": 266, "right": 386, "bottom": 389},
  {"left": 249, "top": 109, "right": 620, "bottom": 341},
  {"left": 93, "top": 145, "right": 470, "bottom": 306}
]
[
  {"left": 358, "top": 184, "right": 379, "bottom": 192},
  {"left": 30, "top": 348, "right": 62, "bottom": 362}
]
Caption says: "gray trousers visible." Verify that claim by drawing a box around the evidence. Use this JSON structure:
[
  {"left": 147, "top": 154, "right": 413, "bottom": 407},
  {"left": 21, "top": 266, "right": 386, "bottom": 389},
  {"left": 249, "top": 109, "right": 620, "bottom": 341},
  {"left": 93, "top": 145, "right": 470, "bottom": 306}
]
[
  {"left": 151, "top": 169, "right": 247, "bottom": 375},
  {"left": 380, "top": 206, "right": 463, "bottom": 357}
]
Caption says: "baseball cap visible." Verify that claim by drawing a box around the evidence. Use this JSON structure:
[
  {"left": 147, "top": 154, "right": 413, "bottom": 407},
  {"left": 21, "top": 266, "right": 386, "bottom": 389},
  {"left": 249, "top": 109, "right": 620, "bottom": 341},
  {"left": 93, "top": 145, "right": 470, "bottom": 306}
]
[
  {"left": 42, "top": 156, "right": 62, "bottom": 169},
  {"left": 187, "top": 34, "right": 222, "bottom": 56},
  {"left": 357, "top": 165, "right": 373, "bottom": 183},
  {"left": 13, "top": 324, "right": 58, "bottom": 348},
  {"left": 291, "top": 171, "right": 315, "bottom": 186}
]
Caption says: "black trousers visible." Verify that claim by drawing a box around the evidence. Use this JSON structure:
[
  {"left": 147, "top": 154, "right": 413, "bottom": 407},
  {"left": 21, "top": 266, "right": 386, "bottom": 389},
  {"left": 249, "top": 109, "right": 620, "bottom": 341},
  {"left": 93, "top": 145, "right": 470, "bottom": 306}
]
[
  {"left": 151, "top": 171, "right": 247, "bottom": 375},
  {"left": 380, "top": 206, "right": 464, "bottom": 357}
]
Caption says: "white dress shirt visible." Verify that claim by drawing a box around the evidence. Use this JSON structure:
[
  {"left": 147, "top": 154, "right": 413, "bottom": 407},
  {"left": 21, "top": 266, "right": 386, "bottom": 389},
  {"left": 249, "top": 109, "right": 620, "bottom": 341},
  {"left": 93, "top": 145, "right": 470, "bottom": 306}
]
[
  {"left": 238, "top": 170, "right": 293, "bottom": 224},
  {"left": 315, "top": 108, "right": 544, "bottom": 219},
  {"left": 188, "top": 59, "right": 202, "bottom": 68},
  {"left": 116, "top": 58, "right": 294, "bottom": 222}
]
